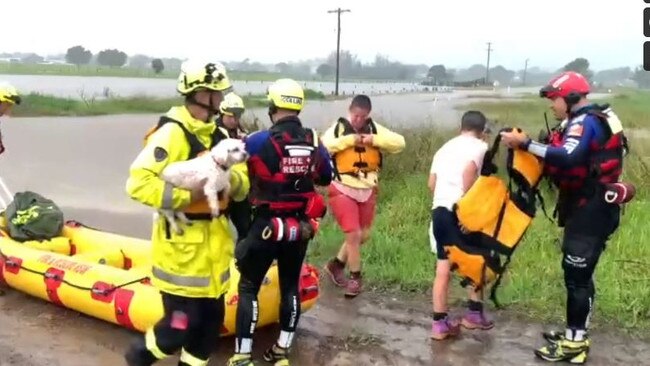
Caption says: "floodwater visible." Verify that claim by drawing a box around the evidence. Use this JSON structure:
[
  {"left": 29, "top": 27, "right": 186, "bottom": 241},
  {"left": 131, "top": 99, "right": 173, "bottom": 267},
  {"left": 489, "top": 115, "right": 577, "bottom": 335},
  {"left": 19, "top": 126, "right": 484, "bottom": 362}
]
[
  {"left": 0, "top": 90, "right": 646, "bottom": 366},
  {"left": 0, "top": 74, "right": 430, "bottom": 99}
]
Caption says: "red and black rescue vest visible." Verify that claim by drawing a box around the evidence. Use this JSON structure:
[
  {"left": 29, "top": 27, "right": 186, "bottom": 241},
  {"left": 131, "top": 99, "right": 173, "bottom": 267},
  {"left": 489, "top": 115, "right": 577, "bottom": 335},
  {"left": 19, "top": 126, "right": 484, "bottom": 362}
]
[
  {"left": 248, "top": 118, "right": 320, "bottom": 214},
  {"left": 544, "top": 106, "right": 627, "bottom": 191}
]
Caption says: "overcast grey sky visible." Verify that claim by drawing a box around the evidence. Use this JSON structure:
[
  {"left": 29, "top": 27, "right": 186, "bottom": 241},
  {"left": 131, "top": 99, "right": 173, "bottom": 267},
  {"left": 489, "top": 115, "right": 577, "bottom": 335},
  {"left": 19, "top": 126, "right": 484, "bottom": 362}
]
[{"left": 4, "top": 0, "right": 646, "bottom": 71}]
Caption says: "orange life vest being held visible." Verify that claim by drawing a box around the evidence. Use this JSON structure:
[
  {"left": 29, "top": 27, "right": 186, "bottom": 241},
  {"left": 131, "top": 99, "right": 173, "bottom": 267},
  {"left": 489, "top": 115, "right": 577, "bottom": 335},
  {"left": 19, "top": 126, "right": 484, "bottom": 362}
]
[{"left": 332, "top": 118, "right": 382, "bottom": 177}]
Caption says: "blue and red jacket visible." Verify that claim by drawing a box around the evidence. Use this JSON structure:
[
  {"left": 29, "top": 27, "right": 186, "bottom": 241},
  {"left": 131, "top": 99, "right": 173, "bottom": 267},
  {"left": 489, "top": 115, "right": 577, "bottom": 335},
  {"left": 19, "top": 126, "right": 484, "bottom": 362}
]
[
  {"left": 526, "top": 104, "right": 625, "bottom": 192},
  {"left": 244, "top": 116, "right": 332, "bottom": 214}
]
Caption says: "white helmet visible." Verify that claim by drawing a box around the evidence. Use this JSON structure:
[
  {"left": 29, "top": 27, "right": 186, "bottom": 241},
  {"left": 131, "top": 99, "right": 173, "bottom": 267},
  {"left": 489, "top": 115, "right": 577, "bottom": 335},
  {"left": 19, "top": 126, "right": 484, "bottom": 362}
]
[
  {"left": 219, "top": 92, "right": 245, "bottom": 117},
  {"left": 176, "top": 59, "right": 232, "bottom": 95}
]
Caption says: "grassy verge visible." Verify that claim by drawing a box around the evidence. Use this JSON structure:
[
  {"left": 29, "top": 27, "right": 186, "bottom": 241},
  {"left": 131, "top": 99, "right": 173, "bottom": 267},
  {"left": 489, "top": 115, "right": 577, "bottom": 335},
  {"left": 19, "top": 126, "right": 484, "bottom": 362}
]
[
  {"left": 9, "top": 90, "right": 327, "bottom": 117},
  {"left": 306, "top": 89, "right": 650, "bottom": 335}
]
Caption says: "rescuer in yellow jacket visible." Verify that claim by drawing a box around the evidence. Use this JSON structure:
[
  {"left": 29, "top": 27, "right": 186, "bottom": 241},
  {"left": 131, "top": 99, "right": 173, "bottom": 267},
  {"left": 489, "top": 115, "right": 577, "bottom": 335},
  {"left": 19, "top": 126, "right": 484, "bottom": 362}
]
[
  {"left": 0, "top": 82, "right": 22, "bottom": 156},
  {"left": 123, "top": 59, "right": 250, "bottom": 366},
  {"left": 321, "top": 94, "right": 405, "bottom": 298}
]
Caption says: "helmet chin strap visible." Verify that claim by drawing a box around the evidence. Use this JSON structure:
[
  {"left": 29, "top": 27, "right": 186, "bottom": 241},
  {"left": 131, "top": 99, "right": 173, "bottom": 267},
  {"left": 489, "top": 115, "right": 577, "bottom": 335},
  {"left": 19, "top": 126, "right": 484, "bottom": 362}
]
[
  {"left": 267, "top": 104, "right": 278, "bottom": 124},
  {"left": 564, "top": 92, "right": 583, "bottom": 117},
  {"left": 188, "top": 93, "right": 220, "bottom": 122}
]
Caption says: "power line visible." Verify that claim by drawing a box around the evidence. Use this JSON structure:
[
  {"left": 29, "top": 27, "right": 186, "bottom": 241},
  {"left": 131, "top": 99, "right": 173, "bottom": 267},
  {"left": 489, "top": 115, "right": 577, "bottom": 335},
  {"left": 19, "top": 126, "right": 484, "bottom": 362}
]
[{"left": 327, "top": 8, "right": 351, "bottom": 96}]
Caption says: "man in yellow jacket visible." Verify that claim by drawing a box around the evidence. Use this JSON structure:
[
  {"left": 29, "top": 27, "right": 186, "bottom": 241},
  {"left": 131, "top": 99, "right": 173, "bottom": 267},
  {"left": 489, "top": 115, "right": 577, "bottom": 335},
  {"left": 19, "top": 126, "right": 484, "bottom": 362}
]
[
  {"left": 123, "top": 59, "right": 250, "bottom": 366},
  {"left": 321, "top": 94, "right": 405, "bottom": 297},
  {"left": 0, "top": 82, "right": 22, "bottom": 155}
]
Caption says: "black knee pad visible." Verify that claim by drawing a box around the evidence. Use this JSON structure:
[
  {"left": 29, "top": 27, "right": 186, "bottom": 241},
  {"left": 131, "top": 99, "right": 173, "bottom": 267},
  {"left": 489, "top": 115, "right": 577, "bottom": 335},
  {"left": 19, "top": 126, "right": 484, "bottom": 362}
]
[
  {"left": 155, "top": 327, "right": 188, "bottom": 355},
  {"left": 562, "top": 234, "right": 603, "bottom": 286}
]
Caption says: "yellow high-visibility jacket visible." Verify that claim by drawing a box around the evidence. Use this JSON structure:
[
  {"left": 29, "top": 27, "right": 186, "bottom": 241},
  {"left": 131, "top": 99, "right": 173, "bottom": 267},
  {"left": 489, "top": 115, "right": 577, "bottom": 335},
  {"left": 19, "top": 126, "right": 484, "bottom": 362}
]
[{"left": 126, "top": 105, "right": 249, "bottom": 298}]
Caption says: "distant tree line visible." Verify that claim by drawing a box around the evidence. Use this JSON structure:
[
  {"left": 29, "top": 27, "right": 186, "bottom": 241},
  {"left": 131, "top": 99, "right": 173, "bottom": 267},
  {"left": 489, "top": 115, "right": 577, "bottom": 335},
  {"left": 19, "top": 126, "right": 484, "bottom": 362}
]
[
  {"left": 313, "top": 51, "right": 428, "bottom": 81},
  {"left": 62, "top": 45, "right": 173, "bottom": 74},
  {"left": 421, "top": 56, "right": 650, "bottom": 89},
  {"left": 3, "top": 46, "right": 649, "bottom": 88}
]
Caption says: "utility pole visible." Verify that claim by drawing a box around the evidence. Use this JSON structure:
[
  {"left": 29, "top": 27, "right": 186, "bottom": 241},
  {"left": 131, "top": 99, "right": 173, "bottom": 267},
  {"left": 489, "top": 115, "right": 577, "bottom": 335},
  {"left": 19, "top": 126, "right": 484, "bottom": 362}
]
[
  {"left": 328, "top": 7, "right": 351, "bottom": 96},
  {"left": 485, "top": 42, "right": 493, "bottom": 86},
  {"left": 523, "top": 58, "right": 529, "bottom": 86}
]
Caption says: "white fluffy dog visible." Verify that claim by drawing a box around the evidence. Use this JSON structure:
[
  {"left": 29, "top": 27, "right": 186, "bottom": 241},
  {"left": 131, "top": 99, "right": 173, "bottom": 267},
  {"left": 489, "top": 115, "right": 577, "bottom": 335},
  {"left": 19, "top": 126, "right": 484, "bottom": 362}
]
[{"left": 159, "top": 138, "right": 248, "bottom": 234}]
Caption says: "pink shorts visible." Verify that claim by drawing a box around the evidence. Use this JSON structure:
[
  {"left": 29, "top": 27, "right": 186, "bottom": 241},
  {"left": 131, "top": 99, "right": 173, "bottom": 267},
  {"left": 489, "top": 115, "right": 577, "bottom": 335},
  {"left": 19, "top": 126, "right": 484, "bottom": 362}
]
[{"left": 327, "top": 184, "right": 377, "bottom": 233}]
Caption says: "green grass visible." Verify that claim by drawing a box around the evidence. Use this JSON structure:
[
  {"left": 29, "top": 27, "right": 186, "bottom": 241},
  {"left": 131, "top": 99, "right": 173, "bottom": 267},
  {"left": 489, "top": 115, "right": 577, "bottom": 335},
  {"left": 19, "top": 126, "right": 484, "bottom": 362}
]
[
  {"left": 9, "top": 91, "right": 329, "bottom": 117},
  {"left": 304, "top": 89, "right": 650, "bottom": 335}
]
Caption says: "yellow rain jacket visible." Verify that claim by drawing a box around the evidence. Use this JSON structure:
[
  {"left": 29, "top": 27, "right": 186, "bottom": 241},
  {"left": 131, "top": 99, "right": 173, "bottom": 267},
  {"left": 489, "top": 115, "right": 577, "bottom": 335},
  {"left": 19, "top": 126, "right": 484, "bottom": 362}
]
[
  {"left": 321, "top": 117, "right": 405, "bottom": 189},
  {"left": 126, "top": 105, "right": 250, "bottom": 299}
]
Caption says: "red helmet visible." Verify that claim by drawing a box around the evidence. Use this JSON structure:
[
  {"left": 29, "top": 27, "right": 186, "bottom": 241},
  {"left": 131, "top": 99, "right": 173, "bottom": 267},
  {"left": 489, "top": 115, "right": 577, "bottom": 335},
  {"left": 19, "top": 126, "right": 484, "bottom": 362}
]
[{"left": 539, "top": 71, "right": 590, "bottom": 100}]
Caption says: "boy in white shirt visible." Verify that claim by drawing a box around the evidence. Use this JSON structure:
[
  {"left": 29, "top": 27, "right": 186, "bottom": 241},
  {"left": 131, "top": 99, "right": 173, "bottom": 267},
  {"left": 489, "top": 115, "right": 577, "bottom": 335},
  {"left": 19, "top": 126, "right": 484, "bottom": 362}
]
[{"left": 428, "top": 110, "right": 494, "bottom": 340}]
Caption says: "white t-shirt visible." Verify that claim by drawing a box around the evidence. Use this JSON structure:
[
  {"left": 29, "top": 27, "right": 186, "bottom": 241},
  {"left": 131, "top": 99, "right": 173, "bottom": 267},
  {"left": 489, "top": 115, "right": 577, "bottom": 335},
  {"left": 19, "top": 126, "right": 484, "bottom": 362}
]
[{"left": 430, "top": 134, "right": 488, "bottom": 210}]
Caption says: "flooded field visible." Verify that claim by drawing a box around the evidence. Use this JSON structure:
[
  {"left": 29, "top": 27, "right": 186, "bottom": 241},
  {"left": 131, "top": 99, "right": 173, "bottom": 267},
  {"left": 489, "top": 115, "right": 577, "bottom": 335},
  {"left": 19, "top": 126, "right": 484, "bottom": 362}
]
[{"left": 0, "top": 74, "right": 430, "bottom": 99}]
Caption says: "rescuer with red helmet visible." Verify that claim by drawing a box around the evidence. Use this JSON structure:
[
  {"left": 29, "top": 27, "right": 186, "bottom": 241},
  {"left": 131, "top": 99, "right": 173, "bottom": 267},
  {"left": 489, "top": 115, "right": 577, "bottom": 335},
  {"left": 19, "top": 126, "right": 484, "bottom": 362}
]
[{"left": 499, "top": 71, "right": 631, "bottom": 364}]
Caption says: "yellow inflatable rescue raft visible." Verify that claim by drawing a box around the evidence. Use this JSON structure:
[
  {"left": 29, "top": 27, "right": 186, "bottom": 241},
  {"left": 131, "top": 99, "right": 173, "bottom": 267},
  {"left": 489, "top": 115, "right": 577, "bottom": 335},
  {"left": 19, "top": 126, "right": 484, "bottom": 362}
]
[{"left": 0, "top": 219, "right": 320, "bottom": 336}]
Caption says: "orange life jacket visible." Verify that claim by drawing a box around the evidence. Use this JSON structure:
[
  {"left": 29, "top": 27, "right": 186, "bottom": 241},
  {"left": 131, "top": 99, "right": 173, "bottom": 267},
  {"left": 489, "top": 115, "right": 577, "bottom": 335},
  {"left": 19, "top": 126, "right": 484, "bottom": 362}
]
[
  {"left": 331, "top": 118, "right": 382, "bottom": 179},
  {"left": 144, "top": 116, "right": 231, "bottom": 218},
  {"left": 451, "top": 128, "right": 546, "bottom": 308}
]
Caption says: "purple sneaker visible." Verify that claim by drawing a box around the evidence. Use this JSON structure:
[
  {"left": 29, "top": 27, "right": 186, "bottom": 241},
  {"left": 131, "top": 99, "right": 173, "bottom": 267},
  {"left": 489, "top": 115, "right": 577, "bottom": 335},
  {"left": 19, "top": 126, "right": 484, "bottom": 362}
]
[
  {"left": 324, "top": 259, "right": 348, "bottom": 287},
  {"left": 430, "top": 317, "right": 461, "bottom": 340},
  {"left": 461, "top": 310, "right": 495, "bottom": 330}
]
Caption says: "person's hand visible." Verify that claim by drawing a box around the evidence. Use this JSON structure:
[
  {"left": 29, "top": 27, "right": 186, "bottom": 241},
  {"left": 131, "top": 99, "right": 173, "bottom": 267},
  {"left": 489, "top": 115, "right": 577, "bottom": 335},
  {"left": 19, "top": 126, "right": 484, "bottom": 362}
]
[
  {"left": 361, "top": 134, "right": 374, "bottom": 146},
  {"left": 499, "top": 129, "right": 529, "bottom": 149},
  {"left": 353, "top": 134, "right": 362, "bottom": 145}
]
